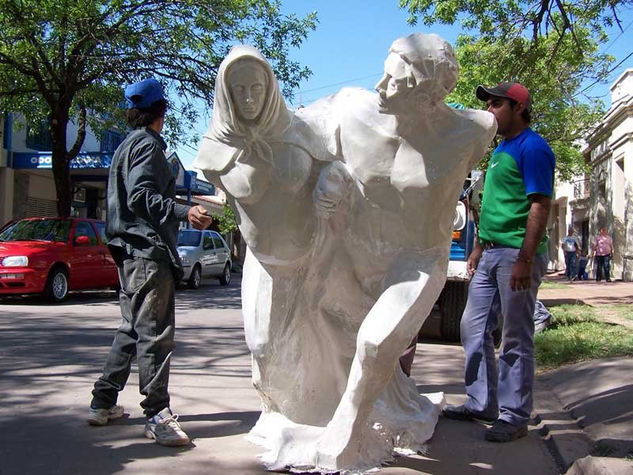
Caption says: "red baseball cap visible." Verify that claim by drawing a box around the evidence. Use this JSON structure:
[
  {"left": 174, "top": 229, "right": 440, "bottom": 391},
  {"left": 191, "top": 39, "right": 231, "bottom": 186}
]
[{"left": 476, "top": 82, "right": 532, "bottom": 112}]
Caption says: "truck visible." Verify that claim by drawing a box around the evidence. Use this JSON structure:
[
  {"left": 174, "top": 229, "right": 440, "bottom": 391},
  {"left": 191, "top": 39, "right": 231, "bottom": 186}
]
[{"left": 421, "top": 171, "right": 483, "bottom": 342}]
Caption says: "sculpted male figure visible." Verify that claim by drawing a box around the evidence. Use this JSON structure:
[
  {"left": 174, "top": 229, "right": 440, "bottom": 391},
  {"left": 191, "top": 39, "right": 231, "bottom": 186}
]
[{"left": 295, "top": 33, "right": 497, "bottom": 470}]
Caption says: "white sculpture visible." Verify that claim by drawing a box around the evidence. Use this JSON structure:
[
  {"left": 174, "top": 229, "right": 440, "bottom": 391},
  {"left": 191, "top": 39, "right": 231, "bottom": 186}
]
[{"left": 195, "top": 34, "right": 497, "bottom": 473}]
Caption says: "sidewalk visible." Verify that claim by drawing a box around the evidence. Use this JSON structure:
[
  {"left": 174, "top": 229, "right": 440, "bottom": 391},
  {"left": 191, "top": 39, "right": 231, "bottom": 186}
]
[
  {"left": 0, "top": 279, "right": 631, "bottom": 474},
  {"left": 0, "top": 285, "right": 559, "bottom": 475},
  {"left": 535, "top": 273, "right": 633, "bottom": 474}
]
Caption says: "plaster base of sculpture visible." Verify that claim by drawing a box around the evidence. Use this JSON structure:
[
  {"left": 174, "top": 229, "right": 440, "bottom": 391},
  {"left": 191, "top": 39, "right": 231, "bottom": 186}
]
[{"left": 246, "top": 369, "right": 444, "bottom": 474}]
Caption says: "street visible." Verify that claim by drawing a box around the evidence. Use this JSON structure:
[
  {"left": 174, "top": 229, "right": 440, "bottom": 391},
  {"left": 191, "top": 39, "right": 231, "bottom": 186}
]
[{"left": 0, "top": 275, "right": 558, "bottom": 475}]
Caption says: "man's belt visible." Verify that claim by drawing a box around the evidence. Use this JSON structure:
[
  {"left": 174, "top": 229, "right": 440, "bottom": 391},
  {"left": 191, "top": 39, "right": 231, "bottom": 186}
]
[{"left": 481, "top": 241, "right": 514, "bottom": 250}]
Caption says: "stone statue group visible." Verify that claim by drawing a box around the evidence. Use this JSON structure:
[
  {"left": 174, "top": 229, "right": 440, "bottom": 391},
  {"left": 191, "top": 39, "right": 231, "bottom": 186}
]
[{"left": 194, "top": 33, "right": 497, "bottom": 473}]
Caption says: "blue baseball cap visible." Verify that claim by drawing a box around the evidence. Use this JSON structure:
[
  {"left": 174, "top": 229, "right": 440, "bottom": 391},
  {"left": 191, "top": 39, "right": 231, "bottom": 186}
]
[{"left": 124, "top": 78, "right": 165, "bottom": 109}]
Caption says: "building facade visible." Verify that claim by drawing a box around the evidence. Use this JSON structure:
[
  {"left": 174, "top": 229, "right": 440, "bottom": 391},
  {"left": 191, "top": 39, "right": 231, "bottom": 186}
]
[
  {"left": 0, "top": 113, "right": 221, "bottom": 228},
  {"left": 552, "top": 69, "right": 633, "bottom": 281}
]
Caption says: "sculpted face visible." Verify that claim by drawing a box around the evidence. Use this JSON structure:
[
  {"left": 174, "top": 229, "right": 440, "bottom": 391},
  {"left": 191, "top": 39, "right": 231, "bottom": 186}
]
[
  {"left": 228, "top": 60, "right": 268, "bottom": 122},
  {"left": 375, "top": 53, "right": 413, "bottom": 114}
]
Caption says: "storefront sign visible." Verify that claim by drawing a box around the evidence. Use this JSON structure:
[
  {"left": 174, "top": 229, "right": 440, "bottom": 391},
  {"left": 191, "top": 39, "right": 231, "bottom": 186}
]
[{"left": 11, "top": 152, "right": 113, "bottom": 169}]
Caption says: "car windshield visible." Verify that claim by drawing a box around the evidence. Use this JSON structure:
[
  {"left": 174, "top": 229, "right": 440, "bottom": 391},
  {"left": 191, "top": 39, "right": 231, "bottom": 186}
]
[
  {"left": 0, "top": 219, "right": 72, "bottom": 243},
  {"left": 177, "top": 230, "right": 201, "bottom": 247}
]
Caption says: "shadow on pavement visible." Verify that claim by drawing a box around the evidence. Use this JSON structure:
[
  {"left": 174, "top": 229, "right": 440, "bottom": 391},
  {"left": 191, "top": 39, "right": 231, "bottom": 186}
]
[
  {"left": 175, "top": 274, "right": 243, "bottom": 310},
  {"left": 0, "top": 290, "right": 119, "bottom": 306}
]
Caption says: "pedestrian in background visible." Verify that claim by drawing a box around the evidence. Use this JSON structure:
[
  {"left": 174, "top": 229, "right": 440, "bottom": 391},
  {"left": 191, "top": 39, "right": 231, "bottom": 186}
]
[
  {"left": 560, "top": 227, "right": 581, "bottom": 281},
  {"left": 592, "top": 227, "right": 614, "bottom": 282},
  {"left": 87, "top": 78, "right": 212, "bottom": 446},
  {"left": 577, "top": 249, "right": 589, "bottom": 280},
  {"left": 443, "top": 82, "right": 555, "bottom": 443}
]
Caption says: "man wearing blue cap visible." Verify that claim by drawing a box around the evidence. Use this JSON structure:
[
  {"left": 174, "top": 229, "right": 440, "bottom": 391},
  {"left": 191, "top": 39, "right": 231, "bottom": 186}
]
[
  {"left": 443, "top": 82, "right": 555, "bottom": 442},
  {"left": 87, "top": 78, "right": 212, "bottom": 446}
]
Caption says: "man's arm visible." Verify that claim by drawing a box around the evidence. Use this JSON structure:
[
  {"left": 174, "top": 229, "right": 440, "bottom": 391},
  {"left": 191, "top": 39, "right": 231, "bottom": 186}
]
[
  {"left": 127, "top": 141, "right": 190, "bottom": 223},
  {"left": 511, "top": 194, "right": 551, "bottom": 291},
  {"left": 467, "top": 240, "right": 484, "bottom": 276}
]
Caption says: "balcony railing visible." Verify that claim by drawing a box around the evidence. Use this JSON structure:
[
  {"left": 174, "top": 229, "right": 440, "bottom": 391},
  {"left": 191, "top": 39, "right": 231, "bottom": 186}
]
[{"left": 573, "top": 178, "right": 590, "bottom": 200}]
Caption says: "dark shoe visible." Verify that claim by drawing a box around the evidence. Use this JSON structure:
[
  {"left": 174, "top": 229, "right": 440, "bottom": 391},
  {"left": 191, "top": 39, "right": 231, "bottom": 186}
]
[
  {"left": 485, "top": 420, "right": 528, "bottom": 442},
  {"left": 443, "top": 404, "right": 496, "bottom": 424}
]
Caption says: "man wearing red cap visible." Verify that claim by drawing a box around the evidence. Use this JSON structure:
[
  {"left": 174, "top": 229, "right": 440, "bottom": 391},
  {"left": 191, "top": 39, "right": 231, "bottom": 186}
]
[{"left": 443, "top": 82, "right": 555, "bottom": 442}]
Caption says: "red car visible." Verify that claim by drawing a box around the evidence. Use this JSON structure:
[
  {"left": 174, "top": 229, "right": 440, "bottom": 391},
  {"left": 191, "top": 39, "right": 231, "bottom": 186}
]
[{"left": 0, "top": 217, "right": 119, "bottom": 302}]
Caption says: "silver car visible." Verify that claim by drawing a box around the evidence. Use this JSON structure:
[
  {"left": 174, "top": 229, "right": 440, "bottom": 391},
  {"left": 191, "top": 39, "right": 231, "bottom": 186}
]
[{"left": 177, "top": 229, "right": 232, "bottom": 289}]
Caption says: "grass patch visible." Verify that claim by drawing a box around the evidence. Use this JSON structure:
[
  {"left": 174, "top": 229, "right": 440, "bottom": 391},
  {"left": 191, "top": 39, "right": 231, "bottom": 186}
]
[
  {"left": 535, "top": 304, "right": 633, "bottom": 370},
  {"left": 609, "top": 304, "right": 633, "bottom": 321},
  {"left": 539, "top": 280, "right": 568, "bottom": 289}
]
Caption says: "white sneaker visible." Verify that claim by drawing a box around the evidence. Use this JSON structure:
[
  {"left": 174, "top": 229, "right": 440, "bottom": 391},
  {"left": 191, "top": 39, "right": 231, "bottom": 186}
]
[
  {"left": 144, "top": 408, "right": 190, "bottom": 446},
  {"left": 87, "top": 405, "right": 124, "bottom": 426}
]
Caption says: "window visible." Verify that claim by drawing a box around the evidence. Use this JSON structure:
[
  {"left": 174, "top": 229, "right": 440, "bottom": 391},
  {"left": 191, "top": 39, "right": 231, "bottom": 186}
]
[
  {"left": 177, "top": 230, "right": 201, "bottom": 247},
  {"left": 93, "top": 221, "right": 107, "bottom": 244},
  {"left": 26, "top": 122, "right": 53, "bottom": 151},
  {"left": 202, "top": 232, "right": 214, "bottom": 250},
  {"left": 101, "top": 130, "right": 124, "bottom": 152},
  {"left": 211, "top": 233, "right": 225, "bottom": 249},
  {"left": 73, "top": 221, "right": 98, "bottom": 245},
  {"left": 0, "top": 219, "right": 71, "bottom": 243}
]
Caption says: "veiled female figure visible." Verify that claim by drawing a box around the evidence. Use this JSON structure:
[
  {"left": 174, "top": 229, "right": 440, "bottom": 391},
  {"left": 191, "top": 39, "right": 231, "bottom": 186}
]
[{"left": 194, "top": 46, "right": 354, "bottom": 431}]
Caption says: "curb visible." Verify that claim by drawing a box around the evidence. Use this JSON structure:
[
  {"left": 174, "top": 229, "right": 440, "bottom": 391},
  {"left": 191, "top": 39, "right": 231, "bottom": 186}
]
[{"left": 534, "top": 378, "right": 594, "bottom": 472}]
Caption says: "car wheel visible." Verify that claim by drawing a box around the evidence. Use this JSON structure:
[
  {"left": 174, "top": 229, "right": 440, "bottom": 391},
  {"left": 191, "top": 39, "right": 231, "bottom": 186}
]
[
  {"left": 439, "top": 280, "right": 468, "bottom": 342},
  {"left": 188, "top": 264, "right": 202, "bottom": 289},
  {"left": 219, "top": 263, "right": 231, "bottom": 286},
  {"left": 45, "top": 267, "right": 69, "bottom": 303}
]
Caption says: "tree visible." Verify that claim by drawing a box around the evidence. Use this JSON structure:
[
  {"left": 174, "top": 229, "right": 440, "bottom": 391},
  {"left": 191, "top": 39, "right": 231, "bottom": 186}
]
[
  {"left": 0, "top": 0, "right": 317, "bottom": 216},
  {"left": 212, "top": 203, "right": 238, "bottom": 236},
  {"left": 400, "top": 0, "right": 633, "bottom": 178}
]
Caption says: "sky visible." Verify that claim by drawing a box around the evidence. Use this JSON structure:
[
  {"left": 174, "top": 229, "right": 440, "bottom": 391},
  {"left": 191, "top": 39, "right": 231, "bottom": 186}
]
[{"left": 175, "top": 1, "right": 633, "bottom": 169}]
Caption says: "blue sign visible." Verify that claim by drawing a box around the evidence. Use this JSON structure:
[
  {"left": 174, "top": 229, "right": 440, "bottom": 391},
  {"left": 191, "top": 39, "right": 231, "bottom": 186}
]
[
  {"left": 12, "top": 152, "right": 113, "bottom": 169},
  {"left": 12, "top": 149, "right": 214, "bottom": 195}
]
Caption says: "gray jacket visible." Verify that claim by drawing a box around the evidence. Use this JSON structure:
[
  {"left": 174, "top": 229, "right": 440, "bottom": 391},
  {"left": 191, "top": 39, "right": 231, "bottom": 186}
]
[{"left": 106, "top": 127, "right": 190, "bottom": 276}]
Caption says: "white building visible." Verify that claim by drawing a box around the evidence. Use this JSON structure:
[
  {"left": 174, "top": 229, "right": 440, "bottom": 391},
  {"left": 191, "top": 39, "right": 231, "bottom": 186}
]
[{"left": 550, "top": 69, "right": 633, "bottom": 281}]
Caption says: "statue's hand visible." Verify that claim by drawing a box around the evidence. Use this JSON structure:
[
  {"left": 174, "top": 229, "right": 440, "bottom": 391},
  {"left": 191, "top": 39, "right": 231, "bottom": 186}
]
[{"left": 314, "top": 161, "right": 351, "bottom": 218}]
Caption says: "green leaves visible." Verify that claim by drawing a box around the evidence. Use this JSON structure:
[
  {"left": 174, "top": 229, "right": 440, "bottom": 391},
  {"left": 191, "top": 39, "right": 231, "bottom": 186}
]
[
  {"left": 212, "top": 203, "right": 238, "bottom": 235},
  {"left": 400, "top": 0, "right": 632, "bottom": 177},
  {"left": 0, "top": 0, "right": 316, "bottom": 215},
  {"left": 0, "top": 0, "right": 317, "bottom": 142}
]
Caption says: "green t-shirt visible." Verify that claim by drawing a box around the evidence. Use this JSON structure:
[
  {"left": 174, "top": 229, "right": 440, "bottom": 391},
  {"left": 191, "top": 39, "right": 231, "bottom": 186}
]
[{"left": 478, "top": 128, "right": 555, "bottom": 254}]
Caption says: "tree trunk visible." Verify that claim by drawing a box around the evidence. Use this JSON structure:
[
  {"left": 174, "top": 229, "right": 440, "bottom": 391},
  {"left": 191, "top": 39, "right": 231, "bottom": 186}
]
[{"left": 50, "top": 108, "right": 72, "bottom": 217}]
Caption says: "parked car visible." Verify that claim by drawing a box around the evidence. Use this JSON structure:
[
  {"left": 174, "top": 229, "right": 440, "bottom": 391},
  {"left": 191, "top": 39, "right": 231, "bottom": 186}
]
[
  {"left": 177, "top": 229, "right": 232, "bottom": 289},
  {"left": 0, "top": 217, "right": 119, "bottom": 302}
]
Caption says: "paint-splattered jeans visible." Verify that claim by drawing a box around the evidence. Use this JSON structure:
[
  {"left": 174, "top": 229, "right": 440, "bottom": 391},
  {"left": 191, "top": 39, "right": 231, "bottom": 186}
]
[{"left": 91, "top": 249, "right": 175, "bottom": 418}]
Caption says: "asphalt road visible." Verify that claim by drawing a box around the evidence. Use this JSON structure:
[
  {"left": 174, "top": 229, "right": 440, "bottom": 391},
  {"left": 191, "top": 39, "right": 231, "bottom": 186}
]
[{"left": 0, "top": 274, "right": 558, "bottom": 475}]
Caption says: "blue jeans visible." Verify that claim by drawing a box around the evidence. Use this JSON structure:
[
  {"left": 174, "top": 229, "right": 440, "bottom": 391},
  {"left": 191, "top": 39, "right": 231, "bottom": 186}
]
[
  {"left": 564, "top": 251, "right": 577, "bottom": 280},
  {"left": 460, "top": 247, "right": 547, "bottom": 426},
  {"left": 595, "top": 254, "right": 611, "bottom": 281},
  {"left": 91, "top": 249, "right": 176, "bottom": 418}
]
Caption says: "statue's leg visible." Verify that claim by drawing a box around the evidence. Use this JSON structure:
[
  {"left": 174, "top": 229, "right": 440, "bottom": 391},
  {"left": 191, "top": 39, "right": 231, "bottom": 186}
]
[
  {"left": 242, "top": 248, "right": 312, "bottom": 421},
  {"left": 241, "top": 248, "right": 276, "bottom": 409},
  {"left": 314, "top": 250, "right": 448, "bottom": 469}
]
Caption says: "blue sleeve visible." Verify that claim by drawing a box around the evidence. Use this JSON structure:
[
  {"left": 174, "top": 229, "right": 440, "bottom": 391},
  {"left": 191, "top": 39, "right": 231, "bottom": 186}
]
[{"left": 520, "top": 136, "right": 555, "bottom": 197}]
